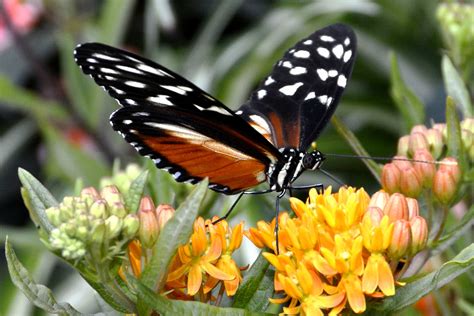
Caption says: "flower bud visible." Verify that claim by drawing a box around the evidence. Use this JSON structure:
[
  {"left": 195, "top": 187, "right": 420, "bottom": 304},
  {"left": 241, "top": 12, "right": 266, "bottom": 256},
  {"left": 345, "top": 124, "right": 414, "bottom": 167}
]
[
  {"left": 76, "top": 226, "right": 88, "bottom": 241},
  {"left": 410, "top": 216, "right": 428, "bottom": 255},
  {"left": 80, "top": 187, "right": 100, "bottom": 207},
  {"left": 383, "top": 193, "right": 409, "bottom": 222},
  {"left": 105, "top": 215, "right": 122, "bottom": 239},
  {"left": 461, "top": 118, "right": 474, "bottom": 133},
  {"left": 156, "top": 204, "right": 175, "bottom": 229},
  {"left": 399, "top": 166, "right": 423, "bottom": 198},
  {"left": 413, "top": 149, "right": 435, "bottom": 187},
  {"left": 388, "top": 220, "right": 412, "bottom": 259},
  {"left": 381, "top": 163, "right": 401, "bottom": 193},
  {"left": 369, "top": 191, "right": 390, "bottom": 210},
  {"left": 433, "top": 169, "right": 458, "bottom": 204},
  {"left": 91, "top": 220, "right": 106, "bottom": 244},
  {"left": 406, "top": 197, "right": 419, "bottom": 220},
  {"left": 123, "top": 214, "right": 140, "bottom": 238},
  {"left": 363, "top": 207, "right": 384, "bottom": 226},
  {"left": 461, "top": 129, "right": 473, "bottom": 151},
  {"left": 89, "top": 200, "right": 107, "bottom": 219},
  {"left": 425, "top": 129, "right": 444, "bottom": 159},
  {"left": 397, "top": 135, "right": 410, "bottom": 156},
  {"left": 109, "top": 202, "right": 127, "bottom": 218},
  {"left": 392, "top": 156, "right": 413, "bottom": 170},
  {"left": 100, "top": 185, "right": 123, "bottom": 205},
  {"left": 46, "top": 207, "right": 61, "bottom": 227},
  {"left": 138, "top": 198, "right": 159, "bottom": 248},
  {"left": 409, "top": 132, "right": 429, "bottom": 156},
  {"left": 438, "top": 157, "right": 461, "bottom": 183},
  {"left": 432, "top": 123, "right": 446, "bottom": 138},
  {"left": 410, "top": 125, "right": 428, "bottom": 134}
]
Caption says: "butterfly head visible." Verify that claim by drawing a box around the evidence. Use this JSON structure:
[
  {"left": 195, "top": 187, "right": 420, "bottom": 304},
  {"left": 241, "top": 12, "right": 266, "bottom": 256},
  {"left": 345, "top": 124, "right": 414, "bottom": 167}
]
[{"left": 303, "top": 150, "right": 325, "bottom": 171}]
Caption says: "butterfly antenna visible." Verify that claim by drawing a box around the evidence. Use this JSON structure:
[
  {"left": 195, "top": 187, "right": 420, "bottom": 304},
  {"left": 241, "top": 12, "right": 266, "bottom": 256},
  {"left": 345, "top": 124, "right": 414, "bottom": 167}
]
[
  {"left": 319, "top": 169, "right": 347, "bottom": 187},
  {"left": 324, "top": 153, "right": 457, "bottom": 166}
]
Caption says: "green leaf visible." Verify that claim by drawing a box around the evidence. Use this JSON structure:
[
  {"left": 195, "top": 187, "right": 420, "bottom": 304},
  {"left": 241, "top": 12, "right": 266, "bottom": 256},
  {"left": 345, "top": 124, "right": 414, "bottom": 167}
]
[
  {"left": 232, "top": 251, "right": 274, "bottom": 312},
  {"left": 18, "top": 168, "right": 57, "bottom": 233},
  {"left": 98, "top": 0, "right": 136, "bottom": 45},
  {"left": 136, "top": 280, "right": 272, "bottom": 316},
  {"left": 5, "top": 238, "right": 82, "bottom": 315},
  {"left": 140, "top": 179, "right": 209, "bottom": 290},
  {"left": 445, "top": 97, "right": 467, "bottom": 172},
  {"left": 389, "top": 53, "right": 425, "bottom": 130},
  {"left": 331, "top": 115, "right": 382, "bottom": 183},
  {"left": 442, "top": 55, "right": 473, "bottom": 118},
  {"left": 0, "top": 75, "right": 67, "bottom": 120},
  {"left": 372, "top": 243, "right": 474, "bottom": 312},
  {"left": 124, "top": 170, "right": 149, "bottom": 213},
  {"left": 0, "top": 119, "right": 36, "bottom": 169}
]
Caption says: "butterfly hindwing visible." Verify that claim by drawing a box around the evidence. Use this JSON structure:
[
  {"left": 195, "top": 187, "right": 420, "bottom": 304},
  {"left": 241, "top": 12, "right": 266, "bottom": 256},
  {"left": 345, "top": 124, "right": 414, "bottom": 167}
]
[
  {"left": 74, "top": 43, "right": 282, "bottom": 194},
  {"left": 238, "top": 23, "right": 357, "bottom": 150}
]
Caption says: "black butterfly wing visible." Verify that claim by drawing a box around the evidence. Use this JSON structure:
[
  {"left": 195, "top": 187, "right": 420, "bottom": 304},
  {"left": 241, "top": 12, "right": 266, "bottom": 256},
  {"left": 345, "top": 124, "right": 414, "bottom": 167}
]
[
  {"left": 74, "top": 43, "right": 282, "bottom": 194},
  {"left": 238, "top": 23, "right": 357, "bottom": 150}
]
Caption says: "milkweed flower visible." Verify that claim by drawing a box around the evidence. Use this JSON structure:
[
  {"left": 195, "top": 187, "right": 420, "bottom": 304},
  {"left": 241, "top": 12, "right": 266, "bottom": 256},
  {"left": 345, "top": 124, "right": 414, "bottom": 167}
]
[{"left": 246, "top": 187, "right": 429, "bottom": 314}]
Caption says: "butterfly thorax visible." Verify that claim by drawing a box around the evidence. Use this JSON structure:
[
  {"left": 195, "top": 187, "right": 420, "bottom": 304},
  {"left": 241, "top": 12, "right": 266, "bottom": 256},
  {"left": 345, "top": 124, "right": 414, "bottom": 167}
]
[{"left": 267, "top": 148, "right": 325, "bottom": 192}]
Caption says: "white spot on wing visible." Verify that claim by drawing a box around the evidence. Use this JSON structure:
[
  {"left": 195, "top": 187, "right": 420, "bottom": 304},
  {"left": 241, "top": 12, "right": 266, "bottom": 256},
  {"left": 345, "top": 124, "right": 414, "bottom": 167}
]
[
  {"left": 282, "top": 61, "right": 293, "bottom": 68},
  {"left": 111, "top": 87, "right": 125, "bottom": 94},
  {"left": 93, "top": 53, "right": 121, "bottom": 61},
  {"left": 328, "top": 69, "right": 338, "bottom": 77},
  {"left": 257, "top": 89, "right": 267, "bottom": 99},
  {"left": 337, "top": 74, "right": 347, "bottom": 87},
  {"left": 161, "top": 85, "right": 188, "bottom": 95},
  {"left": 303, "top": 39, "right": 313, "bottom": 45},
  {"left": 317, "top": 68, "right": 328, "bottom": 81},
  {"left": 235, "top": 110, "right": 243, "bottom": 115},
  {"left": 100, "top": 68, "right": 119, "bottom": 74},
  {"left": 343, "top": 50, "right": 352, "bottom": 63},
  {"left": 344, "top": 37, "right": 350, "bottom": 46},
  {"left": 147, "top": 95, "right": 173, "bottom": 106},
  {"left": 86, "top": 58, "right": 98, "bottom": 63},
  {"left": 318, "top": 95, "right": 328, "bottom": 104},
  {"left": 265, "top": 76, "right": 275, "bottom": 85},
  {"left": 305, "top": 92, "right": 316, "bottom": 100},
  {"left": 327, "top": 97, "right": 333, "bottom": 106},
  {"left": 290, "top": 67, "right": 307, "bottom": 75},
  {"left": 207, "top": 106, "right": 231, "bottom": 115},
  {"left": 293, "top": 50, "right": 310, "bottom": 58},
  {"left": 279, "top": 82, "right": 304, "bottom": 96},
  {"left": 116, "top": 65, "right": 143, "bottom": 74},
  {"left": 125, "top": 81, "right": 146, "bottom": 88},
  {"left": 320, "top": 35, "right": 335, "bottom": 42},
  {"left": 132, "top": 112, "right": 150, "bottom": 116},
  {"left": 317, "top": 47, "right": 330, "bottom": 58},
  {"left": 123, "top": 119, "right": 132, "bottom": 125},
  {"left": 125, "top": 99, "right": 137, "bottom": 105},
  {"left": 332, "top": 44, "right": 344, "bottom": 59}
]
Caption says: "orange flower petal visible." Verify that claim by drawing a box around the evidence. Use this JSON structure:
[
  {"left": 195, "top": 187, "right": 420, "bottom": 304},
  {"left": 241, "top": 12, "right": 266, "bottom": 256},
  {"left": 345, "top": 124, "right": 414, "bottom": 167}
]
[
  {"left": 343, "top": 275, "right": 366, "bottom": 313},
  {"left": 202, "top": 262, "right": 235, "bottom": 281},
  {"left": 377, "top": 257, "right": 395, "bottom": 296},
  {"left": 362, "top": 254, "right": 378, "bottom": 294},
  {"left": 187, "top": 265, "right": 202, "bottom": 296}
]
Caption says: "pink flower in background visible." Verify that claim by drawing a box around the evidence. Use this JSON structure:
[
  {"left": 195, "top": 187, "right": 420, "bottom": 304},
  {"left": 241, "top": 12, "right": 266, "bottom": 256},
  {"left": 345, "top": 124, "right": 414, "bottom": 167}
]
[{"left": 0, "top": 0, "right": 42, "bottom": 50}]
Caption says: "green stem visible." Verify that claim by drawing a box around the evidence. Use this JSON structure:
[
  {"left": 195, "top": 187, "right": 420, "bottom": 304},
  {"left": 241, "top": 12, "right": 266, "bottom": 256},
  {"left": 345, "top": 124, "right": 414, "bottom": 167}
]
[{"left": 433, "top": 205, "right": 450, "bottom": 242}]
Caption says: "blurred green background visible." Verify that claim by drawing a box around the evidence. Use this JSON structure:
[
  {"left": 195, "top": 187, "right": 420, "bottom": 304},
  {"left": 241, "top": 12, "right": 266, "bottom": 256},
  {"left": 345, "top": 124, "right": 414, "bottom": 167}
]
[{"left": 0, "top": 0, "right": 462, "bottom": 314}]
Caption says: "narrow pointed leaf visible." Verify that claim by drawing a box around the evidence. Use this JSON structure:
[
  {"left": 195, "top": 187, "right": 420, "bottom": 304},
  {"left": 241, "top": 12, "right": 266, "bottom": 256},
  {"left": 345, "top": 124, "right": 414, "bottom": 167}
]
[
  {"left": 5, "top": 238, "right": 81, "bottom": 315},
  {"left": 389, "top": 53, "right": 425, "bottom": 130},
  {"left": 232, "top": 251, "right": 274, "bottom": 311},
  {"left": 332, "top": 115, "right": 382, "bottom": 183},
  {"left": 18, "top": 168, "right": 56, "bottom": 233},
  {"left": 124, "top": 170, "right": 149, "bottom": 213},
  {"left": 446, "top": 97, "right": 467, "bottom": 172},
  {"left": 442, "top": 55, "right": 473, "bottom": 117}
]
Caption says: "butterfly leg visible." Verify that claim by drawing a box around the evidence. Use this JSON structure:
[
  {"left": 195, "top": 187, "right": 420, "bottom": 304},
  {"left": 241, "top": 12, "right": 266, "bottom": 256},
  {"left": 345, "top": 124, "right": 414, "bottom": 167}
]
[
  {"left": 212, "top": 189, "right": 273, "bottom": 225},
  {"left": 274, "top": 190, "right": 286, "bottom": 254}
]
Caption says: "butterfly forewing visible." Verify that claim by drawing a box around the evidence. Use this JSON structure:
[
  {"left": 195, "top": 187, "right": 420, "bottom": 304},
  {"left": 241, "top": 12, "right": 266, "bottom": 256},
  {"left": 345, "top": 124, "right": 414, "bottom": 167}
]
[
  {"left": 74, "top": 43, "right": 281, "bottom": 194},
  {"left": 238, "top": 23, "right": 357, "bottom": 150}
]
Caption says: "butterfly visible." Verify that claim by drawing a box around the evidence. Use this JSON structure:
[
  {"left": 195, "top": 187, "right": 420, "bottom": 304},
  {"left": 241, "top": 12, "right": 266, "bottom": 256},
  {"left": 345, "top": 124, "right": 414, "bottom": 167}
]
[{"left": 74, "top": 23, "right": 356, "bottom": 198}]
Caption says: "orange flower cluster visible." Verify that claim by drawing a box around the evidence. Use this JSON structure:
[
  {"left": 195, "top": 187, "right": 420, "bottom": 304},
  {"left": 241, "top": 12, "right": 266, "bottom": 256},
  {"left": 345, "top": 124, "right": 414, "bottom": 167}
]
[
  {"left": 121, "top": 200, "right": 244, "bottom": 302},
  {"left": 381, "top": 123, "right": 462, "bottom": 201},
  {"left": 246, "top": 187, "right": 428, "bottom": 315}
]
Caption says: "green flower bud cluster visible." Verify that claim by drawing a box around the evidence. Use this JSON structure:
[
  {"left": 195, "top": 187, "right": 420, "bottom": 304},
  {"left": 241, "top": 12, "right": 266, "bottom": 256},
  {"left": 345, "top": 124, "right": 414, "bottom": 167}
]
[
  {"left": 100, "top": 163, "right": 142, "bottom": 195},
  {"left": 437, "top": 3, "right": 474, "bottom": 75},
  {"left": 45, "top": 186, "right": 139, "bottom": 262}
]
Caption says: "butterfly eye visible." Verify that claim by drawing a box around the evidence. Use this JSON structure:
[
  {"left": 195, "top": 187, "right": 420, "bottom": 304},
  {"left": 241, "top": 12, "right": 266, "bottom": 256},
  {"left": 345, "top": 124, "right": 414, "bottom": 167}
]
[{"left": 303, "top": 152, "right": 325, "bottom": 170}]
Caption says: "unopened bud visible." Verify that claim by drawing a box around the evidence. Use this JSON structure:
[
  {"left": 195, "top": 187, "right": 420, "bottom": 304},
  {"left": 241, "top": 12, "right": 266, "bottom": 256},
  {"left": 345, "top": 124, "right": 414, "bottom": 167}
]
[
  {"left": 409, "top": 132, "right": 429, "bottom": 156},
  {"left": 411, "top": 125, "right": 428, "bottom": 134},
  {"left": 381, "top": 163, "right": 401, "bottom": 193},
  {"left": 397, "top": 135, "right": 410, "bottom": 156},
  {"left": 369, "top": 191, "right": 390, "bottom": 210},
  {"left": 123, "top": 214, "right": 140, "bottom": 238},
  {"left": 388, "top": 220, "right": 412, "bottom": 259},
  {"left": 383, "top": 193, "right": 409, "bottom": 222},
  {"left": 461, "top": 129, "right": 473, "bottom": 151},
  {"left": 80, "top": 187, "right": 100, "bottom": 207},
  {"left": 100, "top": 186, "right": 123, "bottom": 205},
  {"left": 439, "top": 157, "right": 461, "bottom": 183},
  {"left": 105, "top": 215, "right": 122, "bottom": 239},
  {"left": 138, "top": 202, "right": 159, "bottom": 248},
  {"left": 109, "top": 202, "right": 127, "bottom": 218},
  {"left": 91, "top": 220, "right": 106, "bottom": 244},
  {"left": 410, "top": 216, "right": 428, "bottom": 254},
  {"left": 90, "top": 200, "right": 107, "bottom": 219},
  {"left": 399, "top": 166, "right": 423, "bottom": 198},
  {"left": 461, "top": 118, "right": 474, "bottom": 133},
  {"left": 156, "top": 204, "right": 175, "bottom": 229},
  {"left": 363, "top": 207, "right": 384, "bottom": 226},
  {"left": 433, "top": 169, "right": 458, "bottom": 204},
  {"left": 413, "top": 149, "right": 435, "bottom": 187},
  {"left": 432, "top": 123, "right": 446, "bottom": 138},
  {"left": 46, "top": 207, "right": 61, "bottom": 227},
  {"left": 392, "top": 156, "right": 413, "bottom": 170},
  {"left": 425, "top": 129, "right": 444, "bottom": 158},
  {"left": 406, "top": 197, "right": 419, "bottom": 220}
]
